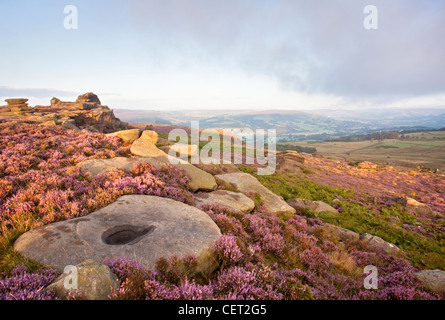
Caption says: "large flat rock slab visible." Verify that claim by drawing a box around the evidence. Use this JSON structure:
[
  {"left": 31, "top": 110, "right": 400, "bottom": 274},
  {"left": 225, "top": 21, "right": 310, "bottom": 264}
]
[
  {"left": 14, "top": 195, "right": 221, "bottom": 274},
  {"left": 214, "top": 173, "right": 296, "bottom": 215}
]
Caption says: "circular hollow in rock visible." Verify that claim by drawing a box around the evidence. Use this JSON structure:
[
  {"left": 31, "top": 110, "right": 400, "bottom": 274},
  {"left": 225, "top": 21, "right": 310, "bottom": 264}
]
[{"left": 102, "top": 225, "right": 155, "bottom": 245}]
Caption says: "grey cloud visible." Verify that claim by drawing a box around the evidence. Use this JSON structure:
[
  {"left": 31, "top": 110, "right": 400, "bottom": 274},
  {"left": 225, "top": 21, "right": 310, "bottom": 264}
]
[{"left": 128, "top": 0, "right": 445, "bottom": 101}]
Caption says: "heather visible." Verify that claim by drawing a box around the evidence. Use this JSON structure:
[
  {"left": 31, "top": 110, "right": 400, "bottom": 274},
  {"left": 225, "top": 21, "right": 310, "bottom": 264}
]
[
  {"left": 243, "top": 157, "right": 445, "bottom": 270},
  {"left": 0, "top": 122, "right": 443, "bottom": 300},
  {"left": 0, "top": 122, "right": 194, "bottom": 274},
  {"left": 0, "top": 264, "right": 58, "bottom": 300},
  {"left": 101, "top": 203, "right": 439, "bottom": 300}
]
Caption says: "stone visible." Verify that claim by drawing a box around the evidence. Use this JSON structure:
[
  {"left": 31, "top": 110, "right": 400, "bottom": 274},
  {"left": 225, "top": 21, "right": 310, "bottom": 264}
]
[
  {"left": 77, "top": 157, "right": 146, "bottom": 177},
  {"left": 194, "top": 159, "right": 240, "bottom": 176},
  {"left": 194, "top": 190, "right": 255, "bottom": 213},
  {"left": 3, "top": 93, "right": 129, "bottom": 133},
  {"left": 61, "top": 119, "right": 79, "bottom": 130},
  {"left": 130, "top": 138, "right": 167, "bottom": 158},
  {"left": 396, "top": 197, "right": 437, "bottom": 218},
  {"left": 76, "top": 92, "right": 101, "bottom": 105},
  {"left": 276, "top": 151, "right": 305, "bottom": 173},
  {"left": 415, "top": 270, "right": 445, "bottom": 293},
  {"left": 324, "top": 224, "right": 360, "bottom": 242},
  {"left": 287, "top": 198, "right": 339, "bottom": 215},
  {"left": 106, "top": 129, "right": 141, "bottom": 145},
  {"left": 140, "top": 130, "right": 159, "bottom": 144},
  {"left": 170, "top": 157, "right": 218, "bottom": 192},
  {"left": 160, "top": 144, "right": 198, "bottom": 158},
  {"left": 5, "top": 99, "right": 29, "bottom": 105},
  {"left": 359, "top": 233, "right": 400, "bottom": 254},
  {"left": 77, "top": 156, "right": 217, "bottom": 192},
  {"left": 47, "top": 260, "right": 119, "bottom": 300},
  {"left": 14, "top": 195, "right": 221, "bottom": 274},
  {"left": 214, "top": 173, "right": 296, "bottom": 215}
]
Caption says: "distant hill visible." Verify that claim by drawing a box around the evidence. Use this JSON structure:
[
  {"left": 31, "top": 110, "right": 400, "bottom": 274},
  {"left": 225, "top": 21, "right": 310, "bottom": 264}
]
[{"left": 114, "top": 108, "right": 445, "bottom": 142}]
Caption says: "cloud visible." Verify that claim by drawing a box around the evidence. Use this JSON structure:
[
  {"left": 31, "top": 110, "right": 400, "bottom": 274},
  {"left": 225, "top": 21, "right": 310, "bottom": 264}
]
[
  {"left": 0, "top": 86, "right": 78, "bottom": 99},
  {"left": 128, "top": 0, "right": 445, "bottom": 101}
]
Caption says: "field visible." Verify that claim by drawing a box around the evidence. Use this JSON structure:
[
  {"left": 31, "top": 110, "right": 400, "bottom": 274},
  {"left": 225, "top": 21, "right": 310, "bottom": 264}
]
[{"left": 284, "top": 131, "right": 445, "bottom": 171}]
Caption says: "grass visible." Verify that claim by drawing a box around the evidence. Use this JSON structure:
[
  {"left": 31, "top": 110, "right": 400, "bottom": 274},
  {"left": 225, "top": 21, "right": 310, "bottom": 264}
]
[{"left": 245, "top": 168, "right": 445, "bottom": 271}]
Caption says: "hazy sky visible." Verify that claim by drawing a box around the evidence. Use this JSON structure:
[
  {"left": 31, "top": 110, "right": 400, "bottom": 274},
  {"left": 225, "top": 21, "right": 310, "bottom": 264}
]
[{"left": 0, "top": 0, "right": 444, "bottom": 110}]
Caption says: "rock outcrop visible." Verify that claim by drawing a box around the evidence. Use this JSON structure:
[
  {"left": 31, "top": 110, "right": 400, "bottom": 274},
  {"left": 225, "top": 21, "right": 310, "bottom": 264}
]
[
  {"left": 276, "top": 150, "right": 305, "bottom": 173},
  {"left": 194, "top": 190, "right": 255, "bottom": 213},
  {"left": 214, "top": 173, "right": 296, "bottom": 215},
  {"left": 0, "top": 93, "right": 130, "bottom": 133},
  {"left": 1, "top": 99, "right": 32, "bottom": 114},
  {"left": 14, "top": 195, "right": 221, "bottom": 274}
]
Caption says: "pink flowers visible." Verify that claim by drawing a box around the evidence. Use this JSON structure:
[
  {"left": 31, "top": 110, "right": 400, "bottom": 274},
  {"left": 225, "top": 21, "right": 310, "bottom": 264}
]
[
  {"left": 1, "top": 122, "right": 443, "bottom": 300},
  {"left": 212, "top": 235, "right": 244, "bottom": 266},
  {"left": 0, "top": 265, "right": 58, "bottom": 300}
]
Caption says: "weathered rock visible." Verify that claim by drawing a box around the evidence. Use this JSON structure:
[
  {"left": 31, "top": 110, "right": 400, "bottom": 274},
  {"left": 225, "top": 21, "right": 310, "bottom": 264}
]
[
  {"left": 14, "top": 195, "right": 221, "bottom": 274},
  {"left": 76, "top": 92, "right": 101, "bottom": 105},
  {"left": 47, "top": 260, "right": 118, "bottom": 300},
  {"left": 160, "top": 144, "right": 198, "bottom": 158},
  {"left": 360, "top": 233, "right": 400, "bottom": 254},
  {"left": 61, "top": 119, "right": 79, "bottom": 130},
  {"left": 172, "top": 157, "right": 218, "bottom": 192},
  {"left": 396, "top": 197, "right": 438, "bottom": 218},
  {"left": 3, "top": 93, "right": 129, "bottom": 133},
  {"left": 194, "top": 159, "right": 240, "bottom": 176},
  {"left": 214, "top": 173, "right": 296, "bottom": 215},
  {"left": 324, "top": 224, "right": 360, "bottom": 242},
  {"left": 287, "top": 198, "right": 339, "bottom": 215},
  {"left": 77, "top": 157, "right": 145, "bottom": 176},
  {"left": 276, "top": 151, "right": 305, "bottom": 173},
  {"left": 140, "top": 130, "right": 159, "bottom": 144},
  {"left": 131, "top": 139, "right": 167, "bottom": 158},
  {"left": 194, "top": 190, "right": 255, "bottom": 213},
  {"left": 77, "top": 155, "right": 217, "bottom": 192},
  {"left": 106, "top": 129, "right": 140, "bottom": 145},
  {"left": 5, "top": 98, "right": 29, "bottom": 105},
  {"left": 415, "top": 270, "right": 445, "bottom": 293}
]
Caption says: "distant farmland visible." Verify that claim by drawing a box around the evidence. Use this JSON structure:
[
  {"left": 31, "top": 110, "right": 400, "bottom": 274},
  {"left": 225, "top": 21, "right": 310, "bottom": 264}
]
[{"left": 285, "top": 131, "right": 445, "bottom": 171}]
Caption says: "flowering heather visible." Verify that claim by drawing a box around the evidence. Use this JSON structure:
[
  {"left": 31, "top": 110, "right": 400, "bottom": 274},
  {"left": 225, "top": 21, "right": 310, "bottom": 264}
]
[
  {"left": 98, "top": 202, "right": 441, "bottom": 300},
  {"left": 0, "top": 265, "right": 58, "bottom": 300},
  {"left": 0, "top": 123, "right": 194, "bottom": 235},
  {"left": 303, "top": 156, "right": 445, "bottom": 214},
  {"left": 0, "top": 122, "right": 443, "bottom": 300}
]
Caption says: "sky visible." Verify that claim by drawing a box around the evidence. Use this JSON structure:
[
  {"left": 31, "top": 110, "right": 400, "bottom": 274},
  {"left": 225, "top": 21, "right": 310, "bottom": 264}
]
[{"left": 0, "top": 0, "right": 444, "bottom": 111}]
